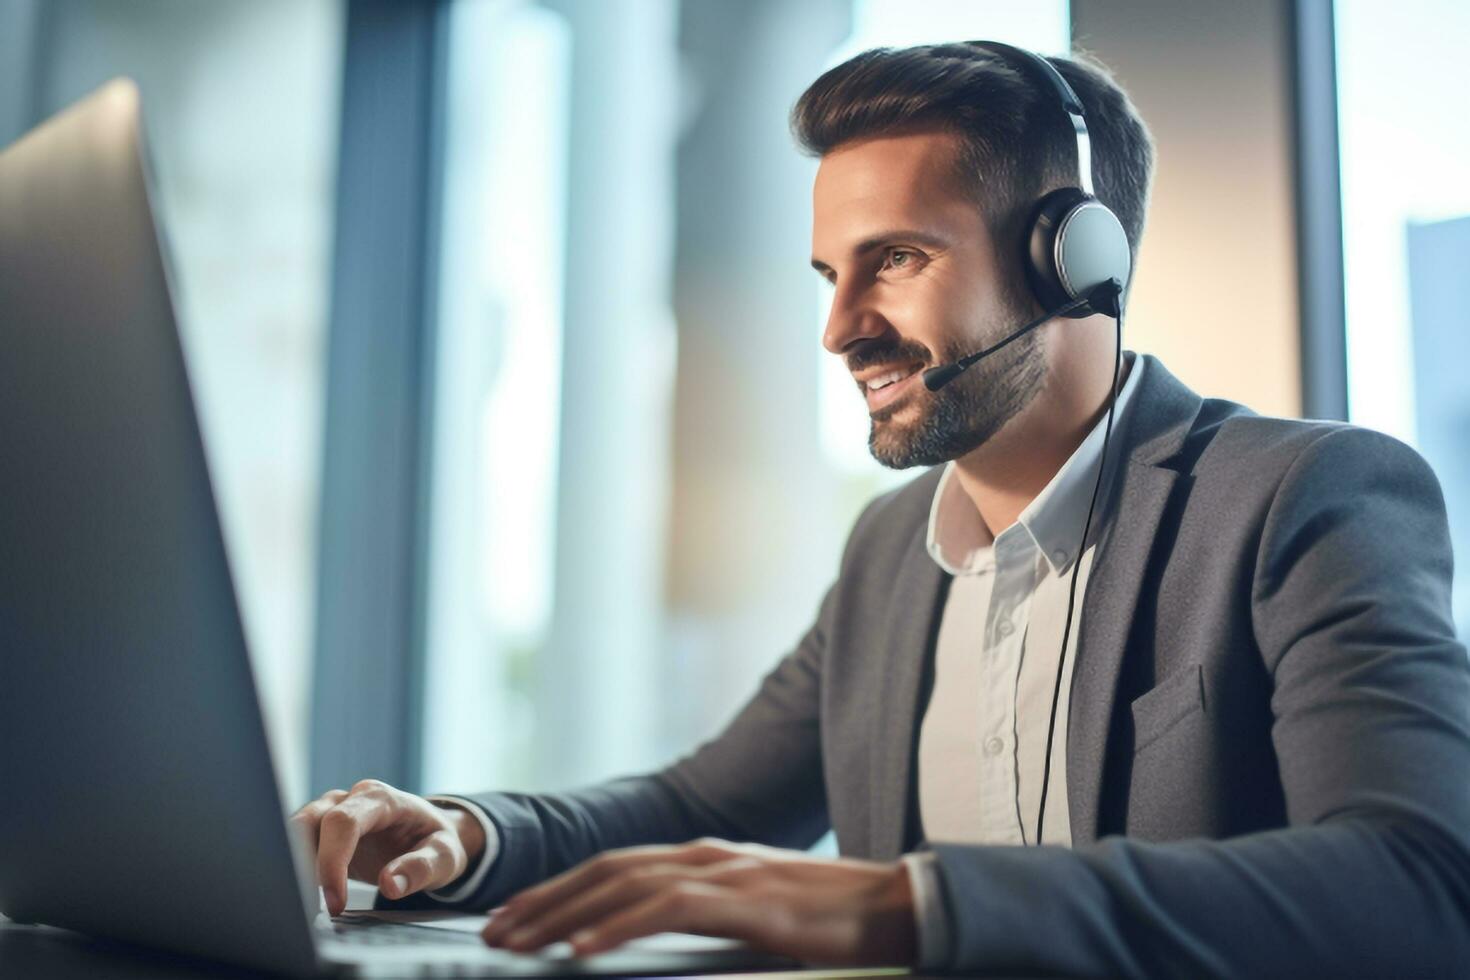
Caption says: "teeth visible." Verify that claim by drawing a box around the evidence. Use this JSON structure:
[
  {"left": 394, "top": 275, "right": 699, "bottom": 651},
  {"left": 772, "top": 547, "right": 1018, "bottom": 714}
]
[{"left": 867, "top": 367, "right": 915, "bottom": 391}]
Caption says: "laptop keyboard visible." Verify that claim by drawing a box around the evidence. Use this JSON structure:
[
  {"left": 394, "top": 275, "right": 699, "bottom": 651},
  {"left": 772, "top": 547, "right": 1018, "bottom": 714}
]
[{"left": 324, "top": 918, "right": 487, "bottom": 947}]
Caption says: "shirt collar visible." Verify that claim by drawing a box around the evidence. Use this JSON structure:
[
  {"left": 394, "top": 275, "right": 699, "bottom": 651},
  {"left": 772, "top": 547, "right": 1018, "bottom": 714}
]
[{"left": 925, "top": 351, "right": 1145, "bottom": 577}]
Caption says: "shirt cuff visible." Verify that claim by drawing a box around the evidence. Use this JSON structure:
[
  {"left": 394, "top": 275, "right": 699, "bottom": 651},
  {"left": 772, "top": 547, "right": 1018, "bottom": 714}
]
[
  {"left": 423, "top": 795, "right": 501, "bottom": 904},
  {"left": 902, "top": 851, "right": 953, "bottom": 970}
]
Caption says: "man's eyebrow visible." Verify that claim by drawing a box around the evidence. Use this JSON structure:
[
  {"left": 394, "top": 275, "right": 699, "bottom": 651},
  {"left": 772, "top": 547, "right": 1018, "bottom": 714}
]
[{"left": 810, "top": 229, "right": 951, "bottom": 273}]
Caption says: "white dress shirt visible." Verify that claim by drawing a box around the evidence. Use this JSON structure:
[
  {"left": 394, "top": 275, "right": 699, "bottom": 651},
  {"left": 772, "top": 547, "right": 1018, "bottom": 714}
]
[{"left": 902, "top": 351, "right": 1142, "bottom": 966}]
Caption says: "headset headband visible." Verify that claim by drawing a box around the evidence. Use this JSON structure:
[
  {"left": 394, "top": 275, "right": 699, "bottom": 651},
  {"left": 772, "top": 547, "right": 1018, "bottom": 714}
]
[{"left": 968, "top": 41, "right": 1095, "bottom": 197}]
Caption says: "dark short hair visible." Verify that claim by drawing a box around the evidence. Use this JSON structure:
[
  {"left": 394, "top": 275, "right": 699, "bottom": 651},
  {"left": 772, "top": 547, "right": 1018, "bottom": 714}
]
[{"left": 791, "top": 42, "right": 1155, "bottom": 311}]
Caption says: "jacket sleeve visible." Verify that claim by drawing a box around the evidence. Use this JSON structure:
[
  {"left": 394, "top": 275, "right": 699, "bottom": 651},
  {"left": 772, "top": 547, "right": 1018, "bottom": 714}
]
[
  {"left": 374, "top": 490, "right": 891, "bottom": 913},
  {"left": 928, "top": 426, "right": 1470, "bottom": 978}
]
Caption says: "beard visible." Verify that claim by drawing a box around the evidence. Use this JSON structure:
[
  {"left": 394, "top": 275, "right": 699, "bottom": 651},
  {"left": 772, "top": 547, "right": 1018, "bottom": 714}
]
[{"left": 866, "top": 309, "right": 1047, "bottom": 470}]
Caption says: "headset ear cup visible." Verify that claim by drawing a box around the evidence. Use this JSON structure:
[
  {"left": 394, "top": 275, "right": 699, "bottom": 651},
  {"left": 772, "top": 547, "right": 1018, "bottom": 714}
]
[
  {"left": 1026, "top": 187, "right": 1132, "bottom": 319},
  {"left": 1024, "top": 187, "right": 1091, "bottom": 314}
]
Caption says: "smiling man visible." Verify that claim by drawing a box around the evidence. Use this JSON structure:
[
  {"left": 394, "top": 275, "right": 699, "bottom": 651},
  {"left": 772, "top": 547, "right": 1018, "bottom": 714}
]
[{"left": 294, "top": 42, "right": 1470, "bottom": 976}]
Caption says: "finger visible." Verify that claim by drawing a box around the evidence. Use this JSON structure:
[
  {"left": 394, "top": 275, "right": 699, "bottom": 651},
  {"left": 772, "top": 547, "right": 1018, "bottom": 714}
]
[
  {"left": 379, "top": 830, "right": 462, "bottom": 899},
  {"left": 698, "top": 856, "right": 768, "bottom": 887},
  {"left": 489, "top": 862, "right": 683, "bottom": 951},
  {"left": 489, "top": 839, "right": 738, "bottom": 940},
  {"left": 567, "top": 881, "right": 763, "bottom": 958},
  {"left": 498, "top": 856, "right": 770, "bottom": 952},
  {"left": 315, "top": 793, "right": 395, "bottom": 915},
  {"left": 288, "top": 790, "right": 349, "bottom": 851}
]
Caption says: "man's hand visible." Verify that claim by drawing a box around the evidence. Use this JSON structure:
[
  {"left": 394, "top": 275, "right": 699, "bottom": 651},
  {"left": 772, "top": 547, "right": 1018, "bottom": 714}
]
[
  {"left": 480, "top": 838, "right": 916, "bottom": 965},
  {"left": 290, "top": 779, "right": 486, "bottom": 915}
]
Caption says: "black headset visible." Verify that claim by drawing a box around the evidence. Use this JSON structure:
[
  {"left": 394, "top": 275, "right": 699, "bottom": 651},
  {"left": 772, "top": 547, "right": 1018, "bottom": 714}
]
[{"left": 923, "top": 41, "right": 1132, "bottom": 848}]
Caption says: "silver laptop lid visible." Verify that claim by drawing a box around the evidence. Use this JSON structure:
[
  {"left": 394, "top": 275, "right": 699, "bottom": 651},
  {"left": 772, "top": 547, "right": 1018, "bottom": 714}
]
[
  {"left": 0, "top": 79, "right": 801, "bottom": 980},
  {"left": 0, "top": 79, "right": 322, "bottom": 978}
]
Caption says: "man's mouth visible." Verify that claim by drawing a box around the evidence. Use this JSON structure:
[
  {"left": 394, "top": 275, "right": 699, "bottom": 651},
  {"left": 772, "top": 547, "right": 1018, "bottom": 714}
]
[{"left": 859, "top": 362, "right": 925, "bottom": 412}]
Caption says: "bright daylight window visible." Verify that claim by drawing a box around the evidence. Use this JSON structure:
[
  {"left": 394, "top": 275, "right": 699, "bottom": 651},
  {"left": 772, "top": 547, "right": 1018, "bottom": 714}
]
[
  {"left": 1335, "top": 0, "right": 1470, "bottom": 639},
  {"left": 419, "top": 0, "right": 572, "bottom": 793}
]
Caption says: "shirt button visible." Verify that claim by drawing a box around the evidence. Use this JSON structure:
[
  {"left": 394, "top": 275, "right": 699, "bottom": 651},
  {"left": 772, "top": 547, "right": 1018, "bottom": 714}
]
[
  {"left": 1052, "top": 548, "right": 1070, "bottom": 566},
  {"left": 998, "top": 619, "right": 1015, "bottom": 637},
  {"left": 983, "top": 736, "right": 1004, "bottom": 756}
]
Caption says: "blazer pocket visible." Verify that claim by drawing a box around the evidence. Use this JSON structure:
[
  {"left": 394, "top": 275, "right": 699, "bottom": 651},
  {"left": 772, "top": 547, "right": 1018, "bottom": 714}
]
[{"left": 1130, "top": 662, "right": 1204, "bottom": 753}]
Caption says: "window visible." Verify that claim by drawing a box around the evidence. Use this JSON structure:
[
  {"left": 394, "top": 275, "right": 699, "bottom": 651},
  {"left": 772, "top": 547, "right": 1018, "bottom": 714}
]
[
  {"left": 420, "top": 0, "right": 681, "bottom": 793},
  {"left": 420, "top": 0, "right": 573, "bottom": 793},
  {"left": 1335, "top": 0, "right": 1470, "bottom": 639}
]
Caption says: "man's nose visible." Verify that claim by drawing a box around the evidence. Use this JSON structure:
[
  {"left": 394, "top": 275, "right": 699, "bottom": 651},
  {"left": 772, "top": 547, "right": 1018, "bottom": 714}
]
[{"left": 821, "top": 285, "right": 890, "bottom": 356}]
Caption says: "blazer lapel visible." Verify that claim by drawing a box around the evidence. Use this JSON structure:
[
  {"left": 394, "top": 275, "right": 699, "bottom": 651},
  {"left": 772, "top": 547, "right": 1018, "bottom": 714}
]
[
  {"left": 870, "top": 527, "right": 950, "bottom": 859},
  {"left": 1066, "top": 355, "right": 1203, "bottom": 846}
]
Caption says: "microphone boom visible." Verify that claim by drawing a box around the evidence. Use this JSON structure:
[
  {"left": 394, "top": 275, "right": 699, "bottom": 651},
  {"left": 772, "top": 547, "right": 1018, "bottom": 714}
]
[{"left": 922, "top": 278, "right": 1122, "bottom": 392}]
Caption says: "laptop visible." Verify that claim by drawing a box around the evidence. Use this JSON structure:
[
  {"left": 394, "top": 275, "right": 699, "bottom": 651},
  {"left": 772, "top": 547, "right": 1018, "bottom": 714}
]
[{"left": 0, "top": 79, "right": 798, "bottom": 978}]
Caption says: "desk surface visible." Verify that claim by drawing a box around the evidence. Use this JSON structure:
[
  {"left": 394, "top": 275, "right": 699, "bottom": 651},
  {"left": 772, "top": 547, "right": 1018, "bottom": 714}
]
[{"left": 1, "top": 915, "right": 977, "bottom": 979}]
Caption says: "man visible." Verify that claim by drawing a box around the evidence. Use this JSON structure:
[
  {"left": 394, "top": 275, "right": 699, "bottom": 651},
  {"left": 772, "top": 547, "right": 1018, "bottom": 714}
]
[{"left": 293, "top": 43, "right": 1470, "bottom": 976}]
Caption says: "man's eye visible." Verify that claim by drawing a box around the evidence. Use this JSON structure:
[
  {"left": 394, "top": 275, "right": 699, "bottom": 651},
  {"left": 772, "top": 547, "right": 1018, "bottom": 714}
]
[{"left": 881, "top": 248, "right": 923, "bottom": 274}]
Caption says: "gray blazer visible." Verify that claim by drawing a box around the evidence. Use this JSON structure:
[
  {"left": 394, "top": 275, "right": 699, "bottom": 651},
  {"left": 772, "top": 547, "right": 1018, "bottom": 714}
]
[{"left": 383, "top": 355, "right": 1470, "bottom": 977}]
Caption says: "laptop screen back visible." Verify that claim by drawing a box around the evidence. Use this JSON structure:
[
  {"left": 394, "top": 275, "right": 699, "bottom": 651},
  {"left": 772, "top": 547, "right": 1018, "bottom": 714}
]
[{"left": 0, "top": 79, "right": 320, "bottom": 978}]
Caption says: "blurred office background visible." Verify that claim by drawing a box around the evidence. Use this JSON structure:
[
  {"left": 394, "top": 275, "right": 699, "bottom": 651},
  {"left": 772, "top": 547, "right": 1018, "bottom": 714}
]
[{"left": 1, "top": 0, "right": 1465, "bottom": 815}]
